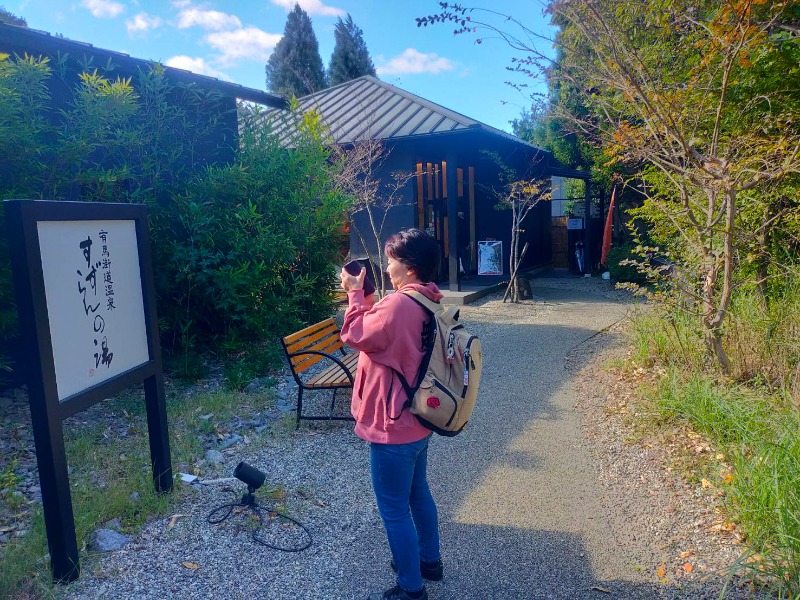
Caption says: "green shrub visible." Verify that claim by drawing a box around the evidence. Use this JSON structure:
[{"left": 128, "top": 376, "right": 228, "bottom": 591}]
[
  {"left": 157, "top": 116, "right": 346, "bottom": 354},
  {"left": 605, "top": 243, "right": 649, "bottom": 285},
  {"left": 222, "top": 342, "right": 282, "bottom": 391},
  {"left": 0, "top": 53, "right": 348, "bottom": 382}
]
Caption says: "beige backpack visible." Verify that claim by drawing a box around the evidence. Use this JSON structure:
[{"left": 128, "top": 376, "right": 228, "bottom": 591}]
[{"left": 392, "top": 290, "right": 482, "bottom": 436}]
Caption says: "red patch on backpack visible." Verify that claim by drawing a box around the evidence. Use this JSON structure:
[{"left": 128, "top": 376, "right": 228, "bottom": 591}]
[{"left": 427, "top": 396, "right": 440, "bottom": 408}]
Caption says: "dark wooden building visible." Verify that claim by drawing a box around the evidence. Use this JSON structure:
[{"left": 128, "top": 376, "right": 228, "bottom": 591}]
[{"left": 262, "top": 76, "right": 592, "bottom": 290}]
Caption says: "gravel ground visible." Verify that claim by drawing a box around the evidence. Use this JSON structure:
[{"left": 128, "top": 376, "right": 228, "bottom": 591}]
[{"left": 3, "top": 276, "right": 762, "bottom": 599}]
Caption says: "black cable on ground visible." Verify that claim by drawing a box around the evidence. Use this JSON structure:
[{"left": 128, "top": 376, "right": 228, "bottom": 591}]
[{"left": 207, "top": 491, "right": 313, "bottom": 552}]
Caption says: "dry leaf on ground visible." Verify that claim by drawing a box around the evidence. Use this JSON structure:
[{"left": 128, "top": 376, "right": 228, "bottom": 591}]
[{"left": 167, "top": 514, "right": 188, "bottom": 530}]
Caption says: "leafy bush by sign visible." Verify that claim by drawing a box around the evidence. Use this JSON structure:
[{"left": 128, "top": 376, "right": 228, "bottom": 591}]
[{"left": 0, "top": 53, "right": 345, "bottom": 383}]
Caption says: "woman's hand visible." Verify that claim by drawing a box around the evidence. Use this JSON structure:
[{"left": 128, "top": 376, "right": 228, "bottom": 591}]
[{"left": 340, "top": 266, "right": 366, "bottom": 292}]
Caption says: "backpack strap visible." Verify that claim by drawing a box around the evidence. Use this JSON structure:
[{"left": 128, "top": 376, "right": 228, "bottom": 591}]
[
  {"left": 400, "top": 289, "right": 439, "bottom": 312},
  {"left": 402, "top": 289, "right": 460, "bottom": 322},
  {"left": 387, "top": 291, "right": 437, "bottom": 421}
]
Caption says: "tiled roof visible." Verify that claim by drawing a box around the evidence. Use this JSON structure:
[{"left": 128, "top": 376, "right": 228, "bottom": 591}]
[{"left": 256, "top": 75, "right": 540, "bottom": 149}]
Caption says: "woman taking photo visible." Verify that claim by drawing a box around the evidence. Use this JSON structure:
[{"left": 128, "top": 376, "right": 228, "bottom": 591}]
[{"left": 340, "top": 228, "right": 443, "bottom": 600}]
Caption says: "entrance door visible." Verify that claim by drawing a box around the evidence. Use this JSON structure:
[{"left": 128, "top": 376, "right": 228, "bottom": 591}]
[
  {"left": 552, "top": 216, "right": 569, "bottom": 268},
  {"left": 415, "top": 161, "right": 476, "bottom": 279}
]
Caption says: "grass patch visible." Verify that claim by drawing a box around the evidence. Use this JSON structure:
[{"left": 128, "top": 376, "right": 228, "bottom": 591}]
[
  {"left": 645, "top": 369, "right": 800, "bottom": 597},
  {"left": 627, "top": 279, "right": 800, "bottom": 597},
  {"left": 0, "top": 383, "right": 290, "bottom": 599}
]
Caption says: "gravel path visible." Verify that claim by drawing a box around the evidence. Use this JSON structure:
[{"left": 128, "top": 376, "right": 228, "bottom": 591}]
[{"left": 45, "top": 277, "right": 752, "bottom": 598}]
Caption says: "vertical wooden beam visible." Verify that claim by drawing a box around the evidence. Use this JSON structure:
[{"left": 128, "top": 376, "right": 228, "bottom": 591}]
[
  {"left": 416, "top": 162, "right": 424, "bottom": 228},
  {"left": 426, "top": 163, "right": 433, "bottom": 201},
  {"left": 442, "top": 161, "right": 448, "bottom": 258},
  {"left": 443, "top": 215, "right": 449, "bottom": 258},
  {"left": 469, "top": 167, "right": 476, "bottom": 271},
  {"left": 446, "top": 150, "right": 460, "bottom": 290}
]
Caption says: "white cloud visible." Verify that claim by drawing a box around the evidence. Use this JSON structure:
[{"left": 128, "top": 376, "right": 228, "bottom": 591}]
[
  {"left": 165, "top": 55, "right": 231, "bottom": 81},
  {"left": 80, "top": 0, "right": 125, "bottom": 18},
  {"left": 204, "top": 27, "right": 282, "bottom": 65},
  {"left": 126, "top": 12, "right": 163, "bottom": 35},
  {"left": 376, "top": 49, "right": 456, "bottom": 76},
  {"left": 171, "top": 0, "right": 191, "bottom": 7},
  {"left": 177, "top": 8, "right": 242, "bottom": 31},
  {"left": 270, "top": 0, "right": 344, "bottom": 17}
]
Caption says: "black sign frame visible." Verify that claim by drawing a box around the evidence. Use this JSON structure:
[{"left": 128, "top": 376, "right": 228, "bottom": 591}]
[{"left": 5, "top": 200, "right": 171, "bottom": 583}]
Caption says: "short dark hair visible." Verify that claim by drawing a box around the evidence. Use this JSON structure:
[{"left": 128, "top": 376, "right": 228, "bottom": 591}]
[{"left": 385, "top": 228, "right": 439, "bottom": 283}]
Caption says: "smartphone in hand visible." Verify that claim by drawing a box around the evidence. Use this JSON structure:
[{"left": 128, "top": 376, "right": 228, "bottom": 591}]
[{"left": 343, "top": 259, "right": 376, "bottom": 296}]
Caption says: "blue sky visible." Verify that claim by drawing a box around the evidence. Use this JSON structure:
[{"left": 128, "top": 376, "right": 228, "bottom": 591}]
[{"left": 12, "top": 0, "right": 556, "bottom": 133}]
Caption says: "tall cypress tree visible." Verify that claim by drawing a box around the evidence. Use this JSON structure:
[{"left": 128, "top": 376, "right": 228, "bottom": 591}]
[
  {"left": 265, "top": 4, "right": 326, "bottom": 98},
  {"left": 328, "top": 14, "right": 376, "bottom": 87}
]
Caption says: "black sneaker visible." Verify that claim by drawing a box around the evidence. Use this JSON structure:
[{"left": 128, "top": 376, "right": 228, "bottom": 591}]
[
  {"left": 367, "top": 584, "right": 428, "bottom": 600},
  {"left": 390, "top": 559, "right": 444, "bottom": 581}
]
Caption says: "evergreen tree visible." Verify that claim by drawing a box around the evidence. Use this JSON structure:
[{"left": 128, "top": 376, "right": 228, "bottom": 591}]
[
  {"left": 0, "top": 5, "right": 27, "bottom": 26},
  {"left": 265, "top": 4, "right": 326, "bottom": 98},
  {"left": 328, "top": 14, "right": 376, "bottom": 87}
]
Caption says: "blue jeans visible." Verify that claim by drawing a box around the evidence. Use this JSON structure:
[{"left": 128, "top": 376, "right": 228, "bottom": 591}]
[{"left": 370, "top": 435, "right": 441, "bottom": 592}]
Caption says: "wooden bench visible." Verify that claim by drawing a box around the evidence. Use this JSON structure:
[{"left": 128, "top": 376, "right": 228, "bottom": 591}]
[{"left": 280, "top": 318, "right": 357, "bottom": 427}]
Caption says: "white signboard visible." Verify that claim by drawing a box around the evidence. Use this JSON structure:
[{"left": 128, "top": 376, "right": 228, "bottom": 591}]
[
  {"left": 37, "top": 220, "right": 150, "bottom": 401},
  {"left": 478, "top": 241, "right": 503, "bottom": 275},
  {"left": 567, "top": 218, "right": 584, "bottom": 230}
]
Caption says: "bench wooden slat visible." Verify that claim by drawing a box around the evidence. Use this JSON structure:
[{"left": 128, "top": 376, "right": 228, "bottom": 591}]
[
  {"left": 286, "top": 332, "right": 344, "bottom": 354},
  {"left": 289, "top": 337, "right": 347, "bottom": 373},
  {"left": 343, "top": 352, "right": 359, "bottom": 369},
  {"left": 307, "top": 369, "right": 347, "bottom": 388},
  {"left": 285, "top": 321, "right": 341, "bottom": 354},
  {"left": 307, "top": 352, "right": 358, "bottom": 387},
  {"left": 289, "top": 338, "right": 342, "bottom": 367},
  {"left": 283, "top": 318, "right": 337, "bottom": 346}
]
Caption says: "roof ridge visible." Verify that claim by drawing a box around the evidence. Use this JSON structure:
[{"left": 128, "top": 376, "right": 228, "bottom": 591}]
[{"left": 264, "top": 74, "right": 550, "bottom": 153}]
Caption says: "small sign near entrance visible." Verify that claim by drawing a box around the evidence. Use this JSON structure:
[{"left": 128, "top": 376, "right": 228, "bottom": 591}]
[
  {"left": 478, "top": 240, "right": 503, "bottom": 275},
  {"left": 567, "top": 218, "right": 584, "bottom": 230}
]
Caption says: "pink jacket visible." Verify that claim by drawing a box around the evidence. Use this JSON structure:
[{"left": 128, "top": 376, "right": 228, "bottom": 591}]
[{"left": 341, "top": 282, "right": 443, "bottom": 444}]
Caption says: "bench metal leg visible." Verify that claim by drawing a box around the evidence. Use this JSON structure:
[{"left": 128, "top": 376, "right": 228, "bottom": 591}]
[
  {"left": 296, "top": 387, "right": 304, "bottom": 429},
  {"left": 294, "top": 386, "right": 354, "bottom": 427},
  {"left": 329, "top": 388, "right": 337, "bottom": 419}
]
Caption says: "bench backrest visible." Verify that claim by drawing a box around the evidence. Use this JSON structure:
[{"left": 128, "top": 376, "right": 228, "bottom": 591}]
[{"left": 282, "top": 318, "right": 346, "bottom": 374}]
